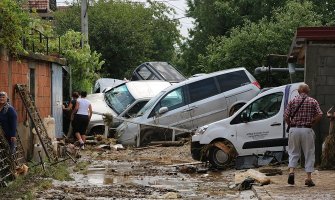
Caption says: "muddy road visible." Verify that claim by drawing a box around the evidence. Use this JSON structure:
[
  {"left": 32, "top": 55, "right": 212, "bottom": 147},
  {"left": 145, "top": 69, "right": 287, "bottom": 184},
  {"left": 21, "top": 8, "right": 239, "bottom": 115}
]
[{"left": 35, "top": 142, "right": 252, "bottom": 199}]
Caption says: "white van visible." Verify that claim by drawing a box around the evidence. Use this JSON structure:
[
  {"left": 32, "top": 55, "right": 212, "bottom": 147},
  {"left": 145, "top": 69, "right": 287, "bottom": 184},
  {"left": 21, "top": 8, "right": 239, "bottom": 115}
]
[
  {"left": 116, "top": 68, "right": 261, "bottom": 146},
  {"left": 191, "top": 83, "right": 301, "bottom": 168},
  {"left": 86, "top": 80, "right": 172, "bottom": 135}
]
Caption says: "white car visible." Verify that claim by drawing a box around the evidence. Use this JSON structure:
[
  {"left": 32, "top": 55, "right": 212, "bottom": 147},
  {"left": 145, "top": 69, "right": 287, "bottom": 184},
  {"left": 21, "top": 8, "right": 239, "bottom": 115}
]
[
  {"left": 117, "top": 68, "right": 261, "bottom": 146},
  {"left": 86, "top": 80, "right": 172, "bottom": 135},
  {"left": 191, "top": 83, "right": 301, "bottom": 168}
]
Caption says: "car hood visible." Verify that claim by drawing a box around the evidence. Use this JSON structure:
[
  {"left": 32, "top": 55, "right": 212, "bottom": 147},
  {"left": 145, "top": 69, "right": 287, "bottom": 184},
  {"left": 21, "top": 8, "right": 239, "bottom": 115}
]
[{"left": 86, "top": 93, "right": 116, "bottom": 116}]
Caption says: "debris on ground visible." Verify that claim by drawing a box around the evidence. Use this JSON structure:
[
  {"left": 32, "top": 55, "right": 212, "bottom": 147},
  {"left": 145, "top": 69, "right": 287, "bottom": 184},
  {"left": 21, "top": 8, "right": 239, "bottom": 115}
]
[
  {"left": 235, "top": 169, "right": 270, "bottom": 186},
  {"left": 258, "top": 168, "right": 283, "bottom": 176}
]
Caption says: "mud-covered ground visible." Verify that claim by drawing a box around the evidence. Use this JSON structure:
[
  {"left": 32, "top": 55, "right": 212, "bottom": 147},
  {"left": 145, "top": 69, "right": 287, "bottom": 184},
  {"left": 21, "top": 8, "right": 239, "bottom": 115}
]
[{"left": 35, "top": 141, "right": 250, "bottom": 200}]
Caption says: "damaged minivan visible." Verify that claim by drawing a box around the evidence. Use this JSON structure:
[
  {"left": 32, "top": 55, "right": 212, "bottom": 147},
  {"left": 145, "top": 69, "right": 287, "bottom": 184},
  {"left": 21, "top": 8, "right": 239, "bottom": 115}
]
[
  {"left": 117, "top": 68, "right": 261, "bottom": 146},
  {"left": 191, "top": 83, "right": 301, "bottom": 168}
]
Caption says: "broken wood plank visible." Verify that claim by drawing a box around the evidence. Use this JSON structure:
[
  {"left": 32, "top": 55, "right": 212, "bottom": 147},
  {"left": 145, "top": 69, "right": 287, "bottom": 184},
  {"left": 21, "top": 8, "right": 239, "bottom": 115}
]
[
  {"left": 168, "top": 161, "right": 203, "bottom": 167},
  {"left": 134, "top": 144, "right": 162, "bottom": 150},
  {"left": 149, "top": 141, "right": 184, "bottom": 147}
]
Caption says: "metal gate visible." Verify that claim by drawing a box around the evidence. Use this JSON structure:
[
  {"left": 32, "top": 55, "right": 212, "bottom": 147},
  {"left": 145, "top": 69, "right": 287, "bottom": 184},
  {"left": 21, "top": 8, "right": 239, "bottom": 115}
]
[{"left": 52, "top": 63, "right": 63, "bottom": 138}]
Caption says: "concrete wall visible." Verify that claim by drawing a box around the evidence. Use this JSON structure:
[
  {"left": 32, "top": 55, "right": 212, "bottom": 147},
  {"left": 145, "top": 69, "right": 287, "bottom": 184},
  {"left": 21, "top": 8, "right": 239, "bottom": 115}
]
[{"left": 305, "top": 44, "right": 335, "bottom": 163}]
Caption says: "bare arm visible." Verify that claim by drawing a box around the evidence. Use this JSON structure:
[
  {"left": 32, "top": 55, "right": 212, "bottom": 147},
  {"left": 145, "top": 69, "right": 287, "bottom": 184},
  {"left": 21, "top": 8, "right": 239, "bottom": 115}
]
[
  {"left": 88, "top": 104, "right": 92, "bottom": 120},
  {"left": 311, "top": 114, "right": 322, "bottom": 127}
]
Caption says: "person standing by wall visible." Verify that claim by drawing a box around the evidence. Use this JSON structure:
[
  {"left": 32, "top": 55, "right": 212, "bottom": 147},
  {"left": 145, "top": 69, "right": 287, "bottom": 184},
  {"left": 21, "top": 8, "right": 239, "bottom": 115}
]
[
  {"left": 284, "top": 83, "right": 323, "bottom": 187},
  {"left": 72, "top": 91, "right": 92, "bottom": 149},
  {"left": 63, "top": 92, "right": 79, "bottom": 138},
  {"left": 0, "top": 91, "right": 18, "bottom": 154}
]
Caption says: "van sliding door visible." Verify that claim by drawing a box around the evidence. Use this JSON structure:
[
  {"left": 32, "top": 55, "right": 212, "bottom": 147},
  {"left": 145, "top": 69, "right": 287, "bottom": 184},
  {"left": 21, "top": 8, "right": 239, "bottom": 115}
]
[{"left": 187, "top": 77, "right": 224, "bottom": 129}]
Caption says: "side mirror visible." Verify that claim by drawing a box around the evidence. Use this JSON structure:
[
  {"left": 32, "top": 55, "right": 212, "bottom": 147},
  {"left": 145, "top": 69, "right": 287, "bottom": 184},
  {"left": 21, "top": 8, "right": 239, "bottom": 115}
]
[
  {"left": 158, "top": 107, "right": 168, "bottom": 115},
  {"left": 242, "top": 112, "right": 249, "bottom": 122}
]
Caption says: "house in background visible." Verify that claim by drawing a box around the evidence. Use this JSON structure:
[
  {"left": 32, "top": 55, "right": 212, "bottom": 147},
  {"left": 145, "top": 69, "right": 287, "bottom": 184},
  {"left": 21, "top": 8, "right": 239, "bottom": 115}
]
[{"left": 24, "top": 0, "right": 56, "bottom": 20}]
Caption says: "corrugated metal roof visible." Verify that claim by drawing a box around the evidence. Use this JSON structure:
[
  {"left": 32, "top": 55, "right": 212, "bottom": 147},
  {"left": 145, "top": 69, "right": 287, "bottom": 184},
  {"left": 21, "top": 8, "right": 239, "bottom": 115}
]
[{"left": 288, "top": 27, "right": 335, "bottom": 64}]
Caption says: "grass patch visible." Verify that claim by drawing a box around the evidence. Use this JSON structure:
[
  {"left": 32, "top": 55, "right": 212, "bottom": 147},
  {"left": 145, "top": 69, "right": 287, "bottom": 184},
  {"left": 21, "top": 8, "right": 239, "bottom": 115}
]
[
  {"left": 0, "top": 161, "right": 73, "bottom": 199},
  {"left": 73, "top": 161, "right": 90, "bottom": 174}
]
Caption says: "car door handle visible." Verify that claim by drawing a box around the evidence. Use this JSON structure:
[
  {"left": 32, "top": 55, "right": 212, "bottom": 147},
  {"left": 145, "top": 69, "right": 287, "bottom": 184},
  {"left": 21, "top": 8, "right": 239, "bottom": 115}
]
[
  {"left": 189, "top": 106, "right": 198, "bottom": 109},
  {"left": 182, "top": 108, "right": 193, "bottom": 112},
  {"left": 270, "top": 122, "right": 281, "bottom": 126}
]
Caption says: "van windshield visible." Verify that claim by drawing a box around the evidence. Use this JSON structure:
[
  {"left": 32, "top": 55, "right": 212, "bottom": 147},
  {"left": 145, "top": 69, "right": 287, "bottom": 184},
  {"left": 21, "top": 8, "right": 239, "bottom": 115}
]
[
  {"left": 136, "top": 91, "right": 165, "bottom": 117},
  {"left": 104, "top": 84, "right": 135, "bottom": 115}
]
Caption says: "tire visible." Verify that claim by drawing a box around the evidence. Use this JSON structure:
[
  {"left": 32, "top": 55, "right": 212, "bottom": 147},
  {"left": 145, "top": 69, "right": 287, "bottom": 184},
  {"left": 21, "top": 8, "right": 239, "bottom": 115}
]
[
  {"left": 208, "top": 146, "right": 232, "bottom": 169},
  {"left": 139, "top": 130, "right": 154, "bottom": 146},
  {"left": 88, "top": 126, "right": 105, "bottom": 136},
  {"left": 229, "top": 104, "right": 244, "bottom": 116}
]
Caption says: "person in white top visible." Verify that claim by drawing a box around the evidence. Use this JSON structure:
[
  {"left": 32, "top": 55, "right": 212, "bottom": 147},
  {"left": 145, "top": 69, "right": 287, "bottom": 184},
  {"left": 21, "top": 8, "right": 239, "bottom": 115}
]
[{"left": 72, "top": 91, "right": 92, "bottom": 149}]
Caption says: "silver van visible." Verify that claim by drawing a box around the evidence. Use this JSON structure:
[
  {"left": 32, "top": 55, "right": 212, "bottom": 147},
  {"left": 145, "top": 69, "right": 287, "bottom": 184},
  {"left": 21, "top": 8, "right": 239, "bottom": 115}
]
[
  {"left": 86, "top": 80, "right": 172, "bottom": 135},
  {"left": 116, "top": 67, "right": 261, "bottom": 146}
]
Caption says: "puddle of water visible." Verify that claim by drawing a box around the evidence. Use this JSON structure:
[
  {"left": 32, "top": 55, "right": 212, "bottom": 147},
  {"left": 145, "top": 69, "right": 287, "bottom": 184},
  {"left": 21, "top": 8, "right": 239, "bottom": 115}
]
[{"left": 83, "top": 160, "right": 235, "bottom": 199}]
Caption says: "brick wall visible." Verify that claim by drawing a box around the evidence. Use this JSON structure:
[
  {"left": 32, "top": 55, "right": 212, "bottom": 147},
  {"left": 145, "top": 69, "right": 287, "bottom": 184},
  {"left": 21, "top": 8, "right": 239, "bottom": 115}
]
[{"left": 0, "top": 52, "right": 52, "bottom": 122}]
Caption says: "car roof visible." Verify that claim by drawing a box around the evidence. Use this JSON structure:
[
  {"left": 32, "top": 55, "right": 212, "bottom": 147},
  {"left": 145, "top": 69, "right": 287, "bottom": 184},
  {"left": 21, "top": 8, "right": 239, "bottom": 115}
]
[
  {"left": 94, "top": 78, "right": 125, "bottom": 93},
  {"left": 126, "top": 80, "right": 172, "bottom": 99},
  {"left": 258, "top": 82, "right": 302, "bottom": 96},
  {"left": 159, "top": 67, "right": 248, "bottom": 92}
]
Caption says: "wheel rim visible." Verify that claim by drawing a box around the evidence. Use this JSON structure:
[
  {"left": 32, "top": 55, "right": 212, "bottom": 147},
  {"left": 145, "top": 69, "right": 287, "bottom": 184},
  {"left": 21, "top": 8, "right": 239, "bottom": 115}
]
[{"left": 214, "top": 149, "right": 229, "bottom": 164}]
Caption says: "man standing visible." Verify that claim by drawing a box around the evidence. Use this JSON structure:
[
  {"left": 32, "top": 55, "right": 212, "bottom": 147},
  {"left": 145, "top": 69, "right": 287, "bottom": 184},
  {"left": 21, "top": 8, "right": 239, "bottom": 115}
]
[
  {"left": 284, "top": 83, "right": 323, "bottom": 187},
  {"left": 0, "top": 91, "right": 18, "bottom": 153}
]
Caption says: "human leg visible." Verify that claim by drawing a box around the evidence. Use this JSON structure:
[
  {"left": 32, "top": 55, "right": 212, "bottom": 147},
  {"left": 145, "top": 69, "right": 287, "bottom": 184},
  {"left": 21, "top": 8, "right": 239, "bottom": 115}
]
[
  {"left": 301, "top": 128, "right": 315, "bottom": 186},
  {"left": 287, "top": 128, "right": 302, "bottom": 184}
]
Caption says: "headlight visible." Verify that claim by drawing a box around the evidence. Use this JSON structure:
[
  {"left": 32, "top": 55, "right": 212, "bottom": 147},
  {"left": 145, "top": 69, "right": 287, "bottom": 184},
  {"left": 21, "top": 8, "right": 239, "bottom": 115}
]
[{"left": 195, "top": 125, "right": 208, "bottom": 135}]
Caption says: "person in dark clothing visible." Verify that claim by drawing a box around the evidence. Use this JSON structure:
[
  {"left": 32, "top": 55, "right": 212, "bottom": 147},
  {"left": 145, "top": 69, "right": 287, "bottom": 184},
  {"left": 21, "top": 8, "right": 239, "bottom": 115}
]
[
  {"left": 63, "top": 92, "right": 79, "bottom": 138},
  {"left": 0, "top": 91, "right": 18, "bottom": 153}
]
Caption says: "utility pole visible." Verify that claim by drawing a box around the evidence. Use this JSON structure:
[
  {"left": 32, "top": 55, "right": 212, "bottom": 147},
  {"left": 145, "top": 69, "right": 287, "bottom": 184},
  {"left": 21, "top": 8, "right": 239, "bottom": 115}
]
[{"left": 81, "top": 0, "right": 88, "bottom": 46}]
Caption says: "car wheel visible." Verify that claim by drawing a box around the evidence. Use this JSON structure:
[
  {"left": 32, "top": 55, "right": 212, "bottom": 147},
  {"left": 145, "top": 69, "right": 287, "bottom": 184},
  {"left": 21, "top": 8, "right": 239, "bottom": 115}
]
[
  {"left": 208, "top": 146, "right": 232, "bottom": 169},
  {"left": 139, "top": 130, "right": 154, "bottom": 146},
  {"left": 229, "top": 104, "right": 244, "bottom": 116},
  {"left": 88, "top": 126, "right": 105, "bottom": 136}
]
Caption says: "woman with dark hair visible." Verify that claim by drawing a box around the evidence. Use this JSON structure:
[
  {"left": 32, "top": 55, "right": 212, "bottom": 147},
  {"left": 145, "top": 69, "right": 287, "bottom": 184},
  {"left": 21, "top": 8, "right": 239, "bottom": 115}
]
[
  {"left": 63, "top": 92, "right": 79, "bottom": 137},
  {"left": 72, "top": 91, "right": 92, "bottom": 149},
  {"left": 0, "top": 91, "right": 17, "bottom": 153}
]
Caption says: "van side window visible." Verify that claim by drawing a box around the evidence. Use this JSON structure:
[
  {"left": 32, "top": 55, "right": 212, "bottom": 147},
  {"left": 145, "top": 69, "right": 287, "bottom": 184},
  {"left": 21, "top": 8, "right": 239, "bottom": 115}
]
[
  {"left": 150, "top": 87, "right": 185, "bottom": 117},
  {"left": 217, "top": 70, "right": 250, "bottom": 92},
  {"left": 188, "top": 77, "right": 219, "bottom": 103},
  {"left": 231, "top": 92, "right": 283, "bottom": 124}
]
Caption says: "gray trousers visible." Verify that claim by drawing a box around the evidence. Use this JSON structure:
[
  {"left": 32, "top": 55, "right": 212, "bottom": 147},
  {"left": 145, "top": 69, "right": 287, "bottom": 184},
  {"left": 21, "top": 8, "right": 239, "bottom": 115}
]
[{"left": 288, "top": 127, "right": 315, "bottom": 172}]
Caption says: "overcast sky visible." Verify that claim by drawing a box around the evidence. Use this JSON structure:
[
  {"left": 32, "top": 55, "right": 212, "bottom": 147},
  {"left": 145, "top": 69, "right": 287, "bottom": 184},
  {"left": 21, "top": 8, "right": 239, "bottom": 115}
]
[{"left": 56, "top": 0, "right": 194, "bottom": 38}]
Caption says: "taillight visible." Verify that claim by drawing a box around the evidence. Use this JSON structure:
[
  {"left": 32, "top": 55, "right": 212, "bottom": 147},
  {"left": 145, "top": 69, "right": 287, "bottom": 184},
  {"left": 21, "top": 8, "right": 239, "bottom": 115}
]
[{"left": 252, "top": 81, "right": 261, "bottom": 89}]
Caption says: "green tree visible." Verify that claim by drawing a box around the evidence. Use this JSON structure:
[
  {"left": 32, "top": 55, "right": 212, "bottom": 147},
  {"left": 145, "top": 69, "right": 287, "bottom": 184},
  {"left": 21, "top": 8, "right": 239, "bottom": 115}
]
[
  {"left": 60, "top": 30, "right": 104, "bottom": 92},
  {"left": 54, "top": 0, "right": 180, "bottom": 79},
  {"left": 0, "top": 0, "right": 30, "bottom": 55},
  {"left": 177, "top": 0, "right": 288, "bottom": 75},
  {"left": 198, "top": 1, "right": 321, "bottom": 85}
]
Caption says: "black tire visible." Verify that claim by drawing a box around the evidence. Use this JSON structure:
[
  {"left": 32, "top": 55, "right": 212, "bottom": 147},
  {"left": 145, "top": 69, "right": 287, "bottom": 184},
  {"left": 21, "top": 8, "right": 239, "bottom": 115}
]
[
  {"left": 139, "top": 130, "right": 154, "bottom": 146},
  {"left": 88, "top": 126, "right": 105, "bottom": 136},
  {"left": 208, "top": 146, "right": 232, "bottom": 169}
]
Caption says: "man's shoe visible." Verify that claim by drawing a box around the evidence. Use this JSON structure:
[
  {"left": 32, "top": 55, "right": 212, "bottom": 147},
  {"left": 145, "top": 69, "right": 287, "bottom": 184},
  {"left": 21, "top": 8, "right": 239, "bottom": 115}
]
[
  {"left": 80, "top": 143, "right": 85, "bottom": 150},
  {"left": 288, "top": 173, "right": 295, "bottom": 185},
  {"left": 305, "top": 179, "right": 315, "bottom": 187}
]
